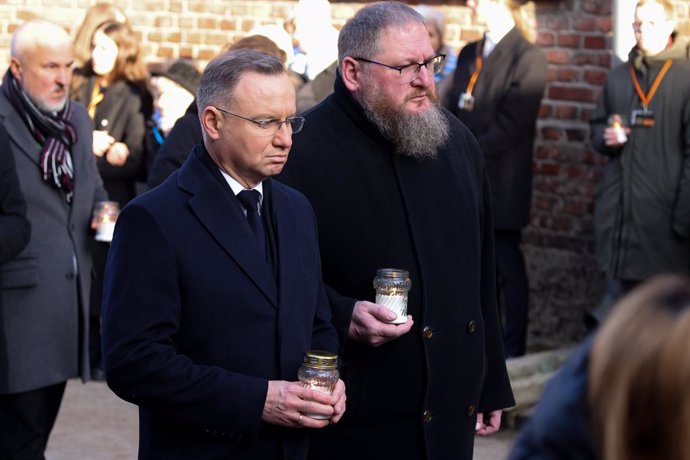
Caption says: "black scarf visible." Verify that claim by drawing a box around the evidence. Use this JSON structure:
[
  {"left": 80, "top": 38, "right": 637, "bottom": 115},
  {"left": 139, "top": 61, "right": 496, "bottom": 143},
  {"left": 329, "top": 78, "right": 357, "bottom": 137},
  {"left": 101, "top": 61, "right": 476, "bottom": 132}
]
[{"left": 2, "top": 69, "right": 76, "bottom": 203}]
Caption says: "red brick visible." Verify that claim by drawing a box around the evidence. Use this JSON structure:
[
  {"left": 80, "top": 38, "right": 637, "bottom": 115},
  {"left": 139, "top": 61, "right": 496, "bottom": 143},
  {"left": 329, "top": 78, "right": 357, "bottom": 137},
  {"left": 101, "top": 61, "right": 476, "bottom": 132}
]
[
  {"left": 179, "top": 46, "right": 194, "bottom": 59},
  {"left": 584, "top": 36, "right": 607, "bottom": 49},
  {"left": 597, "top": 17, "right": 613, "bottom": 33},
  {"left": 198, "top": 48, "right": 217, "bottom": 60},
  {"left": 539, "top": 104, "right": 553, "bottom": 119},
  {"left": 557, "top": 68, "right": 580, "bottom": 82},
  {"left": 179, "top": 17, "right": 195, "bottom": 28},
  {"left": 546, "top": 49, "right": 570, "bottom": 65},
  {"left": 537, "top": 32, "right": 555, "bottom": 47},
  {"left": 542, "top": 127, "right": 562, "bottom": 140},
  {"left": 555, "top": 105, "right": 579, "bottom": 120},
  {"left": 157, "top": 46, "right": 174, "bottom": 59},
  {"left": 544, "top": 17, "right": 569, "bottom": 31},
  {"left": 553, "top": 216, "right": 573, "bottom": 232},
  {"left": 170, "top": 2, "right": 183, "bottom": 13},
  {"left": 566, "top": 128, "right": 587, "bottom": 142},
  {"left": 167, "top": 32, "right": 182, "bottom": 43},
  {"left": 540, "top": 163, "right": 561, "bottom": 176},
  {"left": 558, "top": 33, "right": 581, "bottom": 48},
  {"left": 155, "top": 16, "right": 173, "bottom": 28},
  {"left": 573, "top": 17, "right": 597, "bottom": 32},
  {"left": 460, "top": 29, "right": 483, "bottom": 42},
  {"left": 220, "top": 19, "right": 236, "bottom": 31},
  {"left": 572, "top": 52, "right": 611, "bottom": 67},
  {"left": 584, "top": 69, "right": 607, "bottom": 85},
  {"left": 582, "top": 0, "right": 612, "bottom": 15},
  {"left": 199, "top": 17, "right": 217, "bottom": 29},
  {"left": 548, "top": 85, "right": 596, "bottom": 103}
]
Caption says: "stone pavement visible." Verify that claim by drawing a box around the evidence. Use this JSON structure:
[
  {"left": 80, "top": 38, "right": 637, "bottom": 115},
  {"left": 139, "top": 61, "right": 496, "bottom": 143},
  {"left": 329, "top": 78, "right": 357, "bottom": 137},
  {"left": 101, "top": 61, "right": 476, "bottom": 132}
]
[{"left": 46, "top": 379, "right": 518, "bottom": 459}]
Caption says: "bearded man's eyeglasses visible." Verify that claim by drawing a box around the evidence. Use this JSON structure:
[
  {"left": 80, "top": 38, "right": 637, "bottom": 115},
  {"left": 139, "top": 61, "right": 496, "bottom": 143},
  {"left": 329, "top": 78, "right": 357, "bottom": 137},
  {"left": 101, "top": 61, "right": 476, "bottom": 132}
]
[
  {"left": 213, "top": 106, "right": 305, "bottom": 135},
  {"left": 353, "top": 54, "right": 446, "bottom": 83}
]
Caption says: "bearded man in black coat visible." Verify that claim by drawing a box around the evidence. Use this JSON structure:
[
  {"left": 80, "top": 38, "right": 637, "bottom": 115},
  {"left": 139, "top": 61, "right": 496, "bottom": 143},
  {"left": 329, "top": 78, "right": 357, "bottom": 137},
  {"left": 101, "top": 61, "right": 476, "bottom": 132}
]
[{"left": 279, "top": 3, "right": 514, "bottom": 460}]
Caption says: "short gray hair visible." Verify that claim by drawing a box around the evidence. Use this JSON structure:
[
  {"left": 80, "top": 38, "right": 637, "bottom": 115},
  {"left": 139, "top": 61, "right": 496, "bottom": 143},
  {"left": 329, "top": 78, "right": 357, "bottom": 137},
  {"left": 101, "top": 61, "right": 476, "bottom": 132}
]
[
  {"left": 196, "top": 49, "right": 284, "bottom": 112},
  {"left": 338, "top": 1, "right": 424, "bottom": 63}
]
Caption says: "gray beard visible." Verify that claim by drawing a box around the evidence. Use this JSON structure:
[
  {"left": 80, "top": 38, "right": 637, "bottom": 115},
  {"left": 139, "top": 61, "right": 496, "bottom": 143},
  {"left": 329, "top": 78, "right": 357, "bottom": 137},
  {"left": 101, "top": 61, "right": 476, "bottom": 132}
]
[{"left": 361, "top": 88, "right": 449, "bottom": 160}]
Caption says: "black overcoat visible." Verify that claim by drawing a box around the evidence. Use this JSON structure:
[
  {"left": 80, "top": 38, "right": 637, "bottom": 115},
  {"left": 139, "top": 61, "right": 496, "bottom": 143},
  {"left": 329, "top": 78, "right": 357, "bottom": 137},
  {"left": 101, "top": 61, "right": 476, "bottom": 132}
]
[
  {"left": 75, "top": 78, "right": 152, "bottom": 206},
  {"left": 590, "top": 40, "right": 690, "bottom": 281},
  {"left": 279, "top": 75, "right": 514, "bottom": 460},
  {"left": 443, "top": 27, "right": 547, "bottom": 230}
]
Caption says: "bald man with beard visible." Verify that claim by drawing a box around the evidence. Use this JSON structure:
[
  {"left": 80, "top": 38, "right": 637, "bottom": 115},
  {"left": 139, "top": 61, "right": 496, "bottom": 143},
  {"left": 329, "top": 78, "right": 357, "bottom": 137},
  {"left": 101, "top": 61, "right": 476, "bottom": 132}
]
[{"left": 279, "top": 3, "right": 514, "bottom": 459}]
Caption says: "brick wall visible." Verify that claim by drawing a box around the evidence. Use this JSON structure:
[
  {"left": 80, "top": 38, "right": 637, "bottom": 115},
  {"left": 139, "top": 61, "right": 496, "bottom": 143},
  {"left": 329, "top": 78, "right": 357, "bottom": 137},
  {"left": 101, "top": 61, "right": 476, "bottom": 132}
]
[{"left": 1, "top": 0, "right": 689, "bottom": 348}]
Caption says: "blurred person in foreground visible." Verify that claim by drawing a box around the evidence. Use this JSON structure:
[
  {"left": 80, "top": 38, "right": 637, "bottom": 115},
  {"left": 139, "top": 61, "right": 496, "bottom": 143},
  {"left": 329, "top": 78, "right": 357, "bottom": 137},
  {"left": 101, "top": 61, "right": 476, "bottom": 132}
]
[
  {"left": 279, "top": 2, "right": 514, "bottom": 459},
  {"left": 508, "top": 274, "right": 690, "bottom": 460},
  {"left": 0, "top": 19, "right": 107, "bottom": 458},
  {"left": 102, "top": 49, "right": 345, "bottom": 459},
  {"left": 589, "top": 0, "right": 690, "bottom": 316},
  {"left": 443, "top": 0, "right": 547, "bottom": 358},
  {"left": 146, "top": 35, "right": 285, "bottom": 190}
]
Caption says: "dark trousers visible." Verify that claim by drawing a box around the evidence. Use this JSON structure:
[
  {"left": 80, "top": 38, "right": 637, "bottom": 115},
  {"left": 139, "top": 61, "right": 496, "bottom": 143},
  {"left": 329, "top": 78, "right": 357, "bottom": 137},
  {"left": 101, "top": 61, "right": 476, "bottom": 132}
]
[
  {"left": 0, "top": 382, "right": 66, "bottom": 460},
  {"left": 89, "top": 241, "right": 110, "bottom": 371},
  {"left": 495, "top": 230, "right": 529, "bottom": 358}
]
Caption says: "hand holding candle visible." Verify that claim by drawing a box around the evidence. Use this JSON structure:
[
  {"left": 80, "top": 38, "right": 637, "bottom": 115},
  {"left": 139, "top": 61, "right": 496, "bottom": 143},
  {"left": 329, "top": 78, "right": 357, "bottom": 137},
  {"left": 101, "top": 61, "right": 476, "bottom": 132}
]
[{"left": 92, "top": 201, "right": 120, "bottom": 242}]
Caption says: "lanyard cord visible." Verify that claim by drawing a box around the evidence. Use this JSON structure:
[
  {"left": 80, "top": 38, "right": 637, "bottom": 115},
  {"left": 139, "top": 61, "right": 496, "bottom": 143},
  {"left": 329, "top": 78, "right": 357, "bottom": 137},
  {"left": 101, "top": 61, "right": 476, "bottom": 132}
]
[
  {"left": 466, "top": 53, "right": 483, "bottom": 96},
  {"left": 629, "top": 59, "right": 673, "bottom": 109}
]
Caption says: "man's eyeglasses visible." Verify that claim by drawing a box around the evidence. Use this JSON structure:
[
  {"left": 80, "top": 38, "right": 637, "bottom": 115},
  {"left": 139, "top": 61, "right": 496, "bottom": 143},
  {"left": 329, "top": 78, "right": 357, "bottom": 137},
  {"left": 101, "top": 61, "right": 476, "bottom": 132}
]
[
  {"left": 213, "top": 106, "right": 305, "bottom": 135},
  {"left": 353, "top": 54, "right": 446, "bottom": 83}
]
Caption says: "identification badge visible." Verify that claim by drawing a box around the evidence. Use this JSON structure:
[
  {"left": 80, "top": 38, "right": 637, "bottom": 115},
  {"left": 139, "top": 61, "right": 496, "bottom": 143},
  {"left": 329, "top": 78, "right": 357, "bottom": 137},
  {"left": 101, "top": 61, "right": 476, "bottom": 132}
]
[
  {"left": 631, "top": 109, "right": 655, "bottom": 128},
  {"left": 458, "top": 92, "right": 475, "bottom": 111}
]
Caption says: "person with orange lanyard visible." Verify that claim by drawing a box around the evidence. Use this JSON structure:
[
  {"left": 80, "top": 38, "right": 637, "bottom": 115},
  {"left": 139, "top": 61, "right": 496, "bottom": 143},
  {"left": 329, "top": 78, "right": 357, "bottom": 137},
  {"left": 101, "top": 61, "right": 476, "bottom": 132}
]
[
  {"left": 589, "top": 0, "right": 690, "bottom": 315},
  {"left": 443, "top": 0, "right": 547, "bottom": 358}
]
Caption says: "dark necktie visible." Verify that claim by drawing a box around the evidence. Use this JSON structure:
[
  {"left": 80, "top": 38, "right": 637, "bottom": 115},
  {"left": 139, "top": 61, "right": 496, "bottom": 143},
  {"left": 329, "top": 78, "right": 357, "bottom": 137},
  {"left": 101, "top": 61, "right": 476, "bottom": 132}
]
[{"left": 237, "top": 190, "right": 267, "bottom": 260}]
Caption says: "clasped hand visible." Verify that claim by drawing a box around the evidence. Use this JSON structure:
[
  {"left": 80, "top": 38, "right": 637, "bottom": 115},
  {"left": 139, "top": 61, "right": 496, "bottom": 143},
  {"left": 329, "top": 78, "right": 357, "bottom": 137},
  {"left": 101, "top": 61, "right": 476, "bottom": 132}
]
[
  {"left": 262, "top": 379, "right": 346, "bottom": 429},
  {"left": 348, "top": 300, "right": 414, "bottom": 347}
]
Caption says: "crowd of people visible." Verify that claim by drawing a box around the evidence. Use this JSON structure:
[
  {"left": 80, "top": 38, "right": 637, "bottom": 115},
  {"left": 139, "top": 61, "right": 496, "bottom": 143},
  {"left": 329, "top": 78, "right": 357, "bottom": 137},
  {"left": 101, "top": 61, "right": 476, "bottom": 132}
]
[{"left": 0, "top": 0, "right": 689, "bottom": 459}]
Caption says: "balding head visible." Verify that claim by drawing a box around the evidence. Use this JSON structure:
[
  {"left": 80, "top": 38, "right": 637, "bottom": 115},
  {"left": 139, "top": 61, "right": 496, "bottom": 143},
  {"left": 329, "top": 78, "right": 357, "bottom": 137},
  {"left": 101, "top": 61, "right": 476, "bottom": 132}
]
[
  {"left": 9, "top": 20, "right": 74, "bottom": 112},
  {"left": 11, "top": 19, "right": 72, "bottom": 61}
]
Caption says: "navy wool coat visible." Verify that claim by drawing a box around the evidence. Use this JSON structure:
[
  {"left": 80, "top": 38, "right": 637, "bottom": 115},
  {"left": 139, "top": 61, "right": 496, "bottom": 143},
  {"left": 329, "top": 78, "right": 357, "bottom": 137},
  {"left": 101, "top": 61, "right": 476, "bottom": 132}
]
[{"left": 102, "top": 145, "right": 338, "bottom": 460}]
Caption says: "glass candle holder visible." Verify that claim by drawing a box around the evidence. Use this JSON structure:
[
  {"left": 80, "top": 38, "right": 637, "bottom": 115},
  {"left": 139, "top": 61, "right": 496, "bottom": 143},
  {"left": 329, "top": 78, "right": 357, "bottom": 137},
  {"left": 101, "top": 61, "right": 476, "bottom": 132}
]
[
  {"left": 93, "top": 201, "right": 120, "bottom": 242},
  {"left": 373, "top": 268, "right": 412, "bottom": 324},
  {"left": 298, "top": 350, "right": 339, "bottom": 420},
  {"left": 607, "top": 113, "right": 628, "bottom": 144}
]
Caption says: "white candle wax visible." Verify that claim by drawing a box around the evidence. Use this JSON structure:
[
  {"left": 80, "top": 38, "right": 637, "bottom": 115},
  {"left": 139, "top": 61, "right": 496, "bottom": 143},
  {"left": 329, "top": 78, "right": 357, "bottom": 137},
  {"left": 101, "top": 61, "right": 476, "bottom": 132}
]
[{"left": 376, "top": 293, "right": 408, "bottom": 324}]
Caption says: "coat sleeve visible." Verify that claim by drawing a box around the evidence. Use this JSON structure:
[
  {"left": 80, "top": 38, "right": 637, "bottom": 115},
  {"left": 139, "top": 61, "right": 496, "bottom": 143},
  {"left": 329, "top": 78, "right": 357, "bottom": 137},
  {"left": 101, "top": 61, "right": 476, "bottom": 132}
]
[
  {"left": 671, "top": 89, "right": 690, "bottom": 238},
  {"left": 474, "top": 47, "right": 547, "bottom": 159},
  {"left": 97, "top": 84, "right": 150, "bottom": 181},
  {"left": 589, "top": 73, "right": 624, "bottom": 157},
  {"left": 475, "top": 152, "right": 516, "bottom": 412},
  {"left": 0, "top": 123, "right": 30, "bottom": 264},
  {"left": 102, "top": 203, "right": 267, "bottom": 441}
]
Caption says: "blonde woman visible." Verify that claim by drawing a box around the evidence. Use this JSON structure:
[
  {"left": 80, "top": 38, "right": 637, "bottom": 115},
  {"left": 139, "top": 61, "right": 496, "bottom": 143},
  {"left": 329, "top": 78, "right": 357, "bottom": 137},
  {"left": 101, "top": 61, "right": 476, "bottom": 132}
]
[{"left": 509, "top": 274, "right": 690, "bottom": 460}]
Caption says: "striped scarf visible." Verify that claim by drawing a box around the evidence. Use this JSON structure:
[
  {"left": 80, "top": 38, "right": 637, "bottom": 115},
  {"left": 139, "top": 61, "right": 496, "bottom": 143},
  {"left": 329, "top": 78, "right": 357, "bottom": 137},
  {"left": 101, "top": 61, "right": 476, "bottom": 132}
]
[{"left": 2, "top": 69, "right": 77, "bottom": 203}]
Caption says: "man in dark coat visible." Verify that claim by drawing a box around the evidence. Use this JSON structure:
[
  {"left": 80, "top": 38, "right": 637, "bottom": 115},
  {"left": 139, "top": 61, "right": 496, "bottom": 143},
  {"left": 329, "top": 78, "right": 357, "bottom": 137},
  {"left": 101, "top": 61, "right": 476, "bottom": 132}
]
[
  {"left": 590, "top": 0, "right": 690, "bottom": 297},
  {"left": 279, "top": 3, "right": 514, "bottom": 459},
  {"left": 443, "top": 0, "right": 547, "bottom": 357},
  {"left": 102, "top": 49, "right": 345, "bottom": 460},
  {"left": 0, "top": 20, "right": 108, "bottom": 458}
]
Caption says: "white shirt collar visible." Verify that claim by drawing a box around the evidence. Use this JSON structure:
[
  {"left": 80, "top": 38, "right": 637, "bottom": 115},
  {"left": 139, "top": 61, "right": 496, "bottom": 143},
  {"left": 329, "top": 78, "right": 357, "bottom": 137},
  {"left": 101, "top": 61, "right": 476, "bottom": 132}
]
[{"left": 219, "top": 169, "right": 264, "bottom": 206}]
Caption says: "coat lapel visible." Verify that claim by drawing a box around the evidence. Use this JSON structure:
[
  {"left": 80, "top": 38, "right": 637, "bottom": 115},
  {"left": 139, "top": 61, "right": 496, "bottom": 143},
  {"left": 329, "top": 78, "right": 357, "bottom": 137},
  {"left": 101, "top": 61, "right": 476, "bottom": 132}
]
[
  {"left": 0, "top": 96, "right": 40, "bottom": 165},
  {"left": 179, "top": 147, "right": 278, "bottom": 308},
  {"left": 271, "top": 183, "right": 300, "bottom": 328}
]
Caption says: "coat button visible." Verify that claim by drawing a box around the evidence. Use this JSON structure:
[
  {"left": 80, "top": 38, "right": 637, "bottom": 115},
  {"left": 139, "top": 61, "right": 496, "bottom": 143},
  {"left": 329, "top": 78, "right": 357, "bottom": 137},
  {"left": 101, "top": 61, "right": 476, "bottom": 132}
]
[
  {"left": 423, "top": 409, "right": 432, "bottom": 423},
  {"left": 423, "top": 326, "right": 433, "bottom": 339},
  {"left": 466, "top": 320, "right": 476, "bottom": 334},
  {"left": 65, "top": 272, "right": 75, "bottom": 280},
  {"left": 466, "top": 404, "right": 476, "bottom": 417}
]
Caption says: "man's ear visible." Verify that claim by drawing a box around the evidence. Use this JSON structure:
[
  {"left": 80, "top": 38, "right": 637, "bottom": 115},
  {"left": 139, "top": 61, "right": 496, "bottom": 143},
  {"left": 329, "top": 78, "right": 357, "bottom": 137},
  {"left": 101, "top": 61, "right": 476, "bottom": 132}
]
[
  {"left": 200, "top": 106, "right": 222, "bottom": 141},
  {"left": 341, "top": 57, "right": 364, "bottom": 93},
  {"left": 9, "top": 57, "right": 22, "bottom": 82}
]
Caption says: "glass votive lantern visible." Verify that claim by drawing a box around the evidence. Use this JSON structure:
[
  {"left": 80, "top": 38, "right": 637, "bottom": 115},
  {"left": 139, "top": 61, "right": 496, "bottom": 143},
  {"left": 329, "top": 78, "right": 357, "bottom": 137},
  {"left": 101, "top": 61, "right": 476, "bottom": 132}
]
[
  {"left": 93, "top": 201, "right": 120, "bottom": 242},
  {"left": 607, "top": 113, "right": 628, "bottom": 144},
  {"left": 298, "top": 350, "right": 339, "bottom": 420},
  {"left": 373, "top": 268, "right": 411, "bottom": 324}
]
